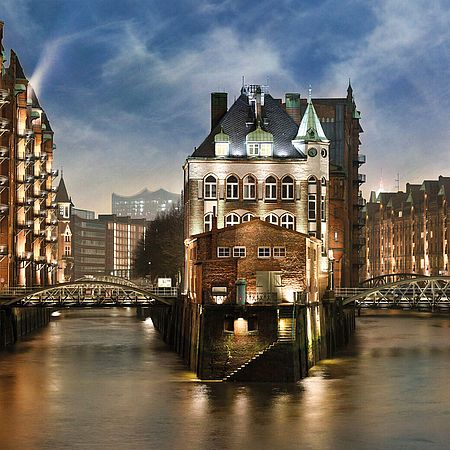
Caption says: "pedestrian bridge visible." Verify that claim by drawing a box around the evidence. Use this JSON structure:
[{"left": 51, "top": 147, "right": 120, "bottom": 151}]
[
  {"left": 336, "top": 276, "right": 450, "bottom": 311},
  {"left": 0, "top": 278, "right": 178, "bottom": 307}
]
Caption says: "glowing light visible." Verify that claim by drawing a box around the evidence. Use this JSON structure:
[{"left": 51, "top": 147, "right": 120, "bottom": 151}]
[
  {"left": 51, "top": 311, "right": 61, "bottom": 317},
  {"left": 234, "top": 318, "right": 248, "bottom": 335}
]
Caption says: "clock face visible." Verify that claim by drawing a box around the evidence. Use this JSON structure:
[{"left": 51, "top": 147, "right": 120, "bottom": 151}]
[
  {"left": 308, "top": 148, "right": 317, "bottom": 157},
  {"left": 321, "top": 148, "right": 327, "bottom": 158}
]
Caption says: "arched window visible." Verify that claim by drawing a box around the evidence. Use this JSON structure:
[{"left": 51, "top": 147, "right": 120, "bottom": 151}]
[
  {"left": 225, "top": 213, "right": 240, "bottom": 227},
  {"left": 241, "top": 213, "right": 254, "bottom": 223},
  {"left": 204, "top": 213, "right": 214, "bottom": 232},
  {"left": 265, "top": 213, "right": 278, "bottom": 225},
  {"left": 281, "top": 176, "right": 294, "bottom": 200},
  {"left": 243, "top": 175, "right": 256, "bottom": 200},
  {"left": 280, "top": 213, "right": 295, "bottom": 230},
  {"left": 265, "top": 176, "right": 277, "bottom": 200},
  {"left": 226, "top": 175, "right": 239, "bottom": 199},
  {"left": 204, "top": 175, "right": 217, "bottom": 199}
]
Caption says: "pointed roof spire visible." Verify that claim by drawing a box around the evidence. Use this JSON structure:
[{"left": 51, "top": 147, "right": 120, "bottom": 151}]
[
  {"left": 55, "top": 175, "right": 71, "bottom": 203},
  {"left": 294, "top": 95, "right": 328, "bottom": 142},
  {"left": 347, "top": 78, "right": 353, "bottom": 101}
]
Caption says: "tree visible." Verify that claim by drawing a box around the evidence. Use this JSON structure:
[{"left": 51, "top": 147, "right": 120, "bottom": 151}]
[{"left": 133, "top": 206, "right": 184, "bottom": 284}]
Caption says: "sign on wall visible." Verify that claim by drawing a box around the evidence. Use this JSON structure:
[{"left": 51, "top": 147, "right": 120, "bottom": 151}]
[{"left": 157, "top": 278, "right": 172, "bottom": 288}]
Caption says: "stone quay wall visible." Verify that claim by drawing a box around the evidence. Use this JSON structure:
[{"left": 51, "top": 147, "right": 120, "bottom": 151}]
[
  {"left": 0, "top": 307, "right": 51, "bottom": 349},
  {"left": 140, "top": 297, "right": 355, "bottom": 382}
]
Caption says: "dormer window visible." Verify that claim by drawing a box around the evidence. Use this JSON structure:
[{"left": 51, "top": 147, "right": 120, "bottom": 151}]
[
  {"left": 214, "top": 128, "right": 230, "bottom": 157},
  {"left": 246, "top": 125, "right": 273, "bottom": 157}
]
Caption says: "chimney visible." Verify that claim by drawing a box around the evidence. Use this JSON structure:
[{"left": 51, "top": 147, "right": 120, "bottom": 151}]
[
  {"left": 211, "top": 92, "right": 227, "bottom": 131},
  {"left": 285, "top": 93, "right": 301, "bottom": 125}
]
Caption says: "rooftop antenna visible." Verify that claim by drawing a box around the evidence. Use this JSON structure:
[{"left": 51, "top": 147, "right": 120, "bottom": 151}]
[
  {"left": 242, "top": 75, "right": 245, "bottom": 88},
  {"left": 60, "top": 166, "right": 64, "bottom": 179},
  {"left": 308, "top": 84, "right": 312, "bottom": 102},
  {"left": 395, "top": 172, "right": 400, "bottom": 192}
]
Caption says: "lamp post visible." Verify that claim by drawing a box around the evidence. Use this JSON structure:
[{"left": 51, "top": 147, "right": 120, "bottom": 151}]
[{"left": 328, "top": 249, "right": 335, "bottom": 291}]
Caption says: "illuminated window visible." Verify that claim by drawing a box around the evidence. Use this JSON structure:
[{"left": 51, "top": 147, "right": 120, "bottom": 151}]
[
  {"left": 233, "top": 246, "right": 246, "bottom": 257},
  {"left": 265, "top": 213, "right": 278, "bottom": 225},
  {"left": 308, "top": 177, "right": 317, "bottom": 221},
  {"left": 247, "top": 143, "right": 259, "bottom": 156},
  {"left": 225, "top": 213, "right": 240, "bottom": 227},
  {"left": 204, "top": 175, "right": 217, "bottom": 199},
  {"left": 217, "top": 247, "right": 231, "bottom": 258},
  {"left": 273, "top": 247, "right": 286, "bottom": 258},
  {"left": 258, "top": 247, "right": 271, "bottom": 258},
  {"left": 280, "top": 213, "right": 295, "bottom": 230},
  {"left": 260, "top": 143, "right": 272, "bottom": 156},
  {"left": 204, "top": 213, "right": 214, "bottom": 232},
  {"left": 281, "top": 176, "right": 294, "bottom": 200},
  {"left": 321, "top": 195, "right": 326, "bottom": 221},
  {"left": 215, "top": 142, "right": 229, "bottom": 156},
  {"left": 265, "top": 176, "right": 277, "bottom": 200},
  {"left": 241, "top": 213, "right": 254, "bottom": 223},
  {"left": 243, "top": 175, "right": 256, "bottom": 200},
  {"left": 226, "top": 175, "right": 239, "bottom": 199}
]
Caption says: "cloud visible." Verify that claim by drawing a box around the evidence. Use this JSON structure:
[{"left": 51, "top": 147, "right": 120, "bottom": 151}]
[{"left": 321, "top": 0, "right": 450, "bottom": 194}]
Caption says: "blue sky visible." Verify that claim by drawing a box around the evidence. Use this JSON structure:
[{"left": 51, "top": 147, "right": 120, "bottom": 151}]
[{"left": 2, "top": 0, "right": 450, "bottom": 212}]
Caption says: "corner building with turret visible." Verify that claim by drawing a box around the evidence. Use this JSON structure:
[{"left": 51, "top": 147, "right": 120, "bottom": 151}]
[{"left": 184, "top": 83, "right": 365, "bottom": 293}]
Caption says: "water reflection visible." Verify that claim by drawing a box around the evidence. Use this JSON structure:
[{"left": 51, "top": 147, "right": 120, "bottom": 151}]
[{"left": 0, "top": 309, "right": 449, "bottom": 449}]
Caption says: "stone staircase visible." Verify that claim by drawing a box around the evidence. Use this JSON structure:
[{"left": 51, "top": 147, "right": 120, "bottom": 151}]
[{"left": 223, "top": 306, "right": 296, "bottom": 382}]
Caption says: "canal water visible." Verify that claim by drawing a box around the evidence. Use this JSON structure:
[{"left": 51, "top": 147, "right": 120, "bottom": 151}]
[{"left": 1, "top": 309, "right": 449, "bottom": 450}]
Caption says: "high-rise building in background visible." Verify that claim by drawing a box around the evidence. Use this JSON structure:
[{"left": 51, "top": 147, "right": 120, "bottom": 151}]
[
  {"left": 184, "top": 83, "right": 364, "bottom": 292},
  {"left": 112, "top": 188, "right": 180, "bottom": 221},
  {"left": 56, "top": 177, "right": 146, "bottom": 281},
  {"left": 0, "top": 22, "right": 58, "bottom": 288},
  {"left": 363, "top": 176, "right": 450, "bottom": 279}
]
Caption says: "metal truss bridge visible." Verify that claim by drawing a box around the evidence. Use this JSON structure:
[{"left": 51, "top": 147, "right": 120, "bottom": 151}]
[
  {"left": 0, "top": 278, "right": 179, "bottom": 307},
  {"left": 336, "top": 277, "right": 450, "bottom": 311}
]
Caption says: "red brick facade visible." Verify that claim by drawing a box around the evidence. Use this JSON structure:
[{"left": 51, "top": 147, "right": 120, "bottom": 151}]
[{"left": 186, "top": 219, "right": 325, "bottom": 304}]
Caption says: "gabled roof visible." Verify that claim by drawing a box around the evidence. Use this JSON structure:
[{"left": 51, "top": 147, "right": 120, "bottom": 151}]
[
  {"left": 55, "top": 177, "right": 71, "bottom": 203},
  {"left": 294, "top": 99, "right": 328, "bottom": 142},
  {"left": 10, "top": 50, "right": 26, "bottom": 79},
  {"left": 438, "top": 176, "right": 450, "bottom": 197},
  {"left": 191, "top": 93, "right": 303, "bottom": 159}
]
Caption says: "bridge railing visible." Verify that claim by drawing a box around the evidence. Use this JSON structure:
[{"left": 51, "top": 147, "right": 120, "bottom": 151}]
[{"left": 334, "top": 287, "right": 369, "bottom": 298}]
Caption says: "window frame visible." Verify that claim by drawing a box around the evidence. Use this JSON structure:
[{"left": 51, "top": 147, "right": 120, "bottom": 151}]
[
  {"left": 233, "top": 246, "right": 246, "bottom": 258},
  {"left": 217, "top": 247, "right": 231, "bottom": 258},
  {"left": 265, "top": 213, "right": 279, "bottom": 225},
  {"left": 243, "top": 175, "right": 256, "bottom": 200},
  {"left": 204, "top": 212, "right": 214, "bottom": 232},
  {"left": 273, "top": 246, "right": 286, "bottom": 258},
  {"left": 257, "top": 246, "right": 271, "bottom": 258},
  {"left": 225, "top": 213, "right": 240, "bottom": 227},
  {"left": 226, "top": 175, "right": 239, "bottom": 200},
  {"left": 280, "top": 213, "right": 295, "bottom": 230},
  {"left": 204, "top": 175, "right": 217, "bottom": 199},
  {"left": 281, "top": 176, "right": 294, "bottom": 200},
  {"left": 265, "top": 176, "right": 277, "bottom": 200}
]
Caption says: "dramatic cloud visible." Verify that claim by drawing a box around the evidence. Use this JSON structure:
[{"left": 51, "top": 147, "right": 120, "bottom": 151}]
[{"left": 2, "top": 0, "right": 449, "bottom": 211}]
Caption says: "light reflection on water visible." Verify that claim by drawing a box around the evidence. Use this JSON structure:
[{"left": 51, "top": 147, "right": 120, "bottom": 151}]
[{"left": 0, "top": 309, "right": 449, "bottom": 450}]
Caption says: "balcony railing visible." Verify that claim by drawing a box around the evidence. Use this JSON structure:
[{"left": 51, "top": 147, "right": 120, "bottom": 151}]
[
  {"left": 0, "top": 245, "right": 7, "bottom": 255},
  {"left": 354, "top": 173, "right": 366, "bottom": 185},
  {"left": 0, "top": 204, "right": 8, "bottom": 215},
  {"left": 50, "top": 169, "right": 59, "bottom": 177},
  {"left": 353, "top": 154, "right": 366, "bottom": 166},
  {"left": 246, "top": 292, "right": 278, "bottom": 304},
  {"left": 17, "top": 220, "right": 33, "bottom": 229},
  {"left": 0, "top": 175, "right": 8, "bottom": 186},
  {"left": 0, "top": 89, "right": 10, "bottom": 102},
  {"left": 0, "top": 146, "right": 9, "bottom": 158},
  {"left": 17, "top": 251, "right": 33, "bottom": 260}
]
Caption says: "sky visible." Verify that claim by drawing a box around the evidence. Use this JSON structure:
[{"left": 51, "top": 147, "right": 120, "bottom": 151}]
[{"left": 2, "top": 0, "right": 450, "bottom": 213}]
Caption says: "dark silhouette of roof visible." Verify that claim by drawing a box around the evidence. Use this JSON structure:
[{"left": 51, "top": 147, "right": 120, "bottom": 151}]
[
  {"left": 191, "top": 93, "right": 304, "bottom": 159},
  {"left": 55, "top": 177, "right": 71, "bottom": 203}
]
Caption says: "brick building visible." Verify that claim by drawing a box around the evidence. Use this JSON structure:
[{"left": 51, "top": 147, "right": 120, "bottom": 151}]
[
  {"left": 185, "top": 219, "right": 324, "bottom": 305},
  {"left": 0, "top": 22, "right": 58, "bottom": 288},
  {"left": 183, "top": 83, "right": 364, "bottom": 291},
  {"left": 363, "top": 176, "right": 450, "bottom": 279}
]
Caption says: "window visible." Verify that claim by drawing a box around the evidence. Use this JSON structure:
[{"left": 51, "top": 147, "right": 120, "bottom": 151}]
[
  {"left": 233, "top": 246, "right": 246, "bottom": 258},
  {"left": 273, "top": 247, "right": 286, "bottom": 258},
  {"left": 265, "top": 213, "right": 278, "bottom": 225},
  {"left": 308, "top": 195, "right": 316, "bottom": 220},
  {"left": 258, "top": 247, "right": 271, "bottom": 258},
  {"left": 226, "top": 175, "right": 239, "bottom": 199},
  {"left": 321, "top": 195, "right": 326, "bottom": 221},
  {"left": 241, "top": 213, "right": 254, "bottom": 223},
  {"left": 243, "top": 175, "right": 256, "bottom": 200},
  {"left": 217, "top": 247, "right": 231, "bottom": 258},
  {"left": 280, "top": 213, "right": 295, "bottom": 230},
  {"left": 204, "top": 175, "right": 217, "bottom": 199},
  {"left": 225, "top": 213, "right": 240, "bottom": 227},
  {"left": 281, "top": 176, "right": 294, "bottom": 200},
  {"left": 64, "top": 234, "right": 71, "bottom": 242},
  {"left": 260, "top": 143, "right": 272, "bottom": 156},
  {"left": 265, "top": 176, "right": 277, "bottom": 200},
  {"left": 308, "top": 177, "right": 317, "bottom": 221},
  {"left": 215, "top": 142, "right": 229, "bottom": 156},
  {"left": 247, "top": 143, "right": 259, "bottom": 156},
  {"left": 204, "top": 213, "right": 214, "bottom": 232},
  {"left": 64, "top": 245, "right": 71, "bottom": 256}
]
